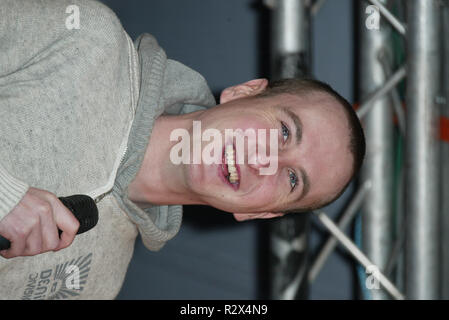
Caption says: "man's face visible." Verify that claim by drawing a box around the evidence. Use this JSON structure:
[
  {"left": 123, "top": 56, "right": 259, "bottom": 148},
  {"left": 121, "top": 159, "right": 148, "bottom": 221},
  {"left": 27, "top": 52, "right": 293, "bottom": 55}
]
[{"left": 182, "top": 81, "right": 353, "bottom": 219}]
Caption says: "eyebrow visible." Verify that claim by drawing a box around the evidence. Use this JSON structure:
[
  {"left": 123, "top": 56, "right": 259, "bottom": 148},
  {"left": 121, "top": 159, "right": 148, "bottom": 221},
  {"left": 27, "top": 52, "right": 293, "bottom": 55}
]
[
  {"left": 278, "top": 106, "right": 311, "bottom": 202},
  {"left": 298, "top": 167, "right": 311, "bottom": 202}
]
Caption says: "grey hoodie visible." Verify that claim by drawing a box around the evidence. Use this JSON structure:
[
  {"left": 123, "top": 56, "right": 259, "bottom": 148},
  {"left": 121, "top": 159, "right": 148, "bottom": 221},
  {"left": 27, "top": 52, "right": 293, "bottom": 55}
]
[{"left": 0, "top": 0, "right": 215, "bottom": 299}]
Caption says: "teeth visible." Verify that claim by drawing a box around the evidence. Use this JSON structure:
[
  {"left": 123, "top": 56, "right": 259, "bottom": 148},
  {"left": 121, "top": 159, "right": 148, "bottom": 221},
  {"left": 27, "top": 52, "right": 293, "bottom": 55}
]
[
  {"left": 229, "top": 173, "right": 238, "bottom": 183},
  {"left": 225, "top": 145, "right": 239, "bottom": 183}
]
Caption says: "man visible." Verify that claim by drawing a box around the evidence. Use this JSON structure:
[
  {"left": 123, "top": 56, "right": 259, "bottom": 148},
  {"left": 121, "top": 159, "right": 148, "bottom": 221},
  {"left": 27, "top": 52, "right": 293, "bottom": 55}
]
[
  {"left": 127, "top": 77, "right": 364, "bottom": 219},
  {"left": 0, "top": 0, "right": 365, "bottom": 299}
]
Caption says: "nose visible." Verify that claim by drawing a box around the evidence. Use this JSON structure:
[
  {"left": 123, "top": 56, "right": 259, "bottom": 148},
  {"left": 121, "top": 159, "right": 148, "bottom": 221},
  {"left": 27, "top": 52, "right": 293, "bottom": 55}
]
[
  {"left": 237, "top": 127, "right": 280, "bottom": 176},
  {"left": 247, "top": 149, "right": 272, "bottom": 170},
  {"left": 245, "top": 141, "right": 279, "bottom": 176}
]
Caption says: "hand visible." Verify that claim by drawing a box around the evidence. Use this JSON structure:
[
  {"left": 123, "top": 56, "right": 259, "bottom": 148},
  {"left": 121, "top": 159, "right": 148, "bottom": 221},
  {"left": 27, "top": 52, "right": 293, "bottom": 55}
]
[{"left": 0, "top": 187, "right": 80, "bottom": 259}]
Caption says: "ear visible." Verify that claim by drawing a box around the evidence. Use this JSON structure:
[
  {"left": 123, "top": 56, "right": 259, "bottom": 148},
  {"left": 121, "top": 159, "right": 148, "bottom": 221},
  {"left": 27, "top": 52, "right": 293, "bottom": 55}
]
[
  {"left": 220, "top": 78, "right": 268, "bottom": 104},
  {"left": 233, "top": 212, "right": 285, "bottom": 222}
]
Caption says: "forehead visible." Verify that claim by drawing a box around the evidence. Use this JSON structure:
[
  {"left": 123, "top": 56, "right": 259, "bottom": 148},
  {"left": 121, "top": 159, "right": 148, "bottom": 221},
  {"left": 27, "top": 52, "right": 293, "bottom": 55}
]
[{"left": 277, "top": 93, "right": 354, "bottom": 209}]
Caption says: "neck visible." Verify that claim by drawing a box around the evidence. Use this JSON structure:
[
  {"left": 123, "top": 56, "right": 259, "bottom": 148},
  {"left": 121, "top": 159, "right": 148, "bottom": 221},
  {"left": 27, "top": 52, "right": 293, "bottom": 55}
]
[{"left": 127, "top": 111, "right": 206, "bottom": 208}]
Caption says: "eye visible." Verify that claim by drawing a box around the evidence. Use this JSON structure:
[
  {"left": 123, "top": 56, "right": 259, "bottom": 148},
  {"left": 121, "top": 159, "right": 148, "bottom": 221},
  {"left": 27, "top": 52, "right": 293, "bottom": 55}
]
[
  {"left": 288, "top": 170, "right": 298, "bottom": 191},
  {"left": 281, "top": 122, "right": 289, "bottom": 143}
]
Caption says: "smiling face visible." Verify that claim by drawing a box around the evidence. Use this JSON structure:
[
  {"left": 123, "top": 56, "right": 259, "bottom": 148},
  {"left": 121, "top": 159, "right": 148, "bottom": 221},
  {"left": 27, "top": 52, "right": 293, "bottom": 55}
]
[{"left": 181, "top": 83, "right": 354, "bottom": 219}]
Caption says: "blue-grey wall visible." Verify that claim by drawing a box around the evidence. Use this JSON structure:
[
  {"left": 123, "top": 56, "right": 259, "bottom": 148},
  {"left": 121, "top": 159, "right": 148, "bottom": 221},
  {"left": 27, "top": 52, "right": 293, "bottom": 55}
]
[{"left": 98, "top": 0, "right": 357, "bottom": 299}]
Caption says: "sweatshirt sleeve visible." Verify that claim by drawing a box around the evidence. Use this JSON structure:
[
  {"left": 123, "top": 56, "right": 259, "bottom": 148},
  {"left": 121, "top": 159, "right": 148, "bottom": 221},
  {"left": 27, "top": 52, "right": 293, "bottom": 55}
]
[{"left": 0, "top": 164, "right": 29, "bottom": 221}]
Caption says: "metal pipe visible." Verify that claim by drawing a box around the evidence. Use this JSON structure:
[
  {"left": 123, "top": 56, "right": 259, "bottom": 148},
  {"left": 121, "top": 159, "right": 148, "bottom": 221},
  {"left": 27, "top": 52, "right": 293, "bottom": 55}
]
[
  {"left": 267, "top": 0, "right": 311, "bottom": 300},
  {"left": 367, "top": 0, "right": 406, "bottom": 35},
  {"left": 384, "top": 213, "right": 406, "bottom": 279},
  {"left": 314, "top": 211, "right": 405, "bottom": 300},
  {"left": 308, "top": 180, "right": 372, "bottom": 283},
  {"left": 358, "top": 0, "right": 395, "bottom": 300},
  {"left": 394, "top": 161, "right": 405, "bottom": 293},
  {"left": 270, "top": 0, "right": 311, "bottom": 79},
  {"left": 378, "top": 49, "right": 406, "bottom": 137},
  {"left": 442, "top": 1, "right": 449, "bottom": 300},
  {"left": 405, "top": 0, "right": 441, "bottom": 300},
  {"left": 356, "top": 66, "right": 406, "bottom": 119}
]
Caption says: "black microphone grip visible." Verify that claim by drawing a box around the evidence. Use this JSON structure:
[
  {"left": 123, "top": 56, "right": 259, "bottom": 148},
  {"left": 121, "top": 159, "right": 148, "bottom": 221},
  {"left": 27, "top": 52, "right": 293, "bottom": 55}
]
[{"left": 0, "top": 195, "right": 98, "bottom": 251}]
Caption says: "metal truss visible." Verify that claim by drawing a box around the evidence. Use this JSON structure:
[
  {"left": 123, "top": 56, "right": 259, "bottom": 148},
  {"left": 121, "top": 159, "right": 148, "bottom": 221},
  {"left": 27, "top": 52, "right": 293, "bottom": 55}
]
[{"left": 307, "top": 0, "right": 445, "bottom": 300}]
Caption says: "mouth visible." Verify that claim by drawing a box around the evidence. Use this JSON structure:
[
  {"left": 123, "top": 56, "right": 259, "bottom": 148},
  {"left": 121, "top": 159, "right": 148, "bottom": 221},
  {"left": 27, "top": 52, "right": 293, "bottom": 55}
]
[{"left": 220, "top": 142, "right": 240, "bottom": 190}]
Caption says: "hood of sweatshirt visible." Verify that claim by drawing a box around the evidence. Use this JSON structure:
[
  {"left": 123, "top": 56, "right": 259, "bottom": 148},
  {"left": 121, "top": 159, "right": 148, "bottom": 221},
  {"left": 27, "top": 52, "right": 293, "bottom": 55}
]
[{"left": 112, "top": 33, "right": 216, "bottom": 251}]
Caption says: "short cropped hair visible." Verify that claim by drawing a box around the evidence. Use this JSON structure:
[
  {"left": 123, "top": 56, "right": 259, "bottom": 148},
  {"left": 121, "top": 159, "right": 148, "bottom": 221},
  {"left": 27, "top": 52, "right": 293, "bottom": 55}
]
[{"left": 257, "top": 78, "right": 366, "bottom": 213}]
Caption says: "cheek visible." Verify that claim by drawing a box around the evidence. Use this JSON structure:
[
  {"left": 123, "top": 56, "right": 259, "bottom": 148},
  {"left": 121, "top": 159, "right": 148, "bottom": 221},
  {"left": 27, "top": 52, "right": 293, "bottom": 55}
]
[{"left": 244, "top": 176, "right": 283, "bottom": 204}]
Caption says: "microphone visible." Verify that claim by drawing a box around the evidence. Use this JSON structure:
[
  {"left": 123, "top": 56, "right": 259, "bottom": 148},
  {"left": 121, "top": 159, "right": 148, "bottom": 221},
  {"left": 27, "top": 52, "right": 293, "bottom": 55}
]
[{"left": 0, "top": 195, "right": 99, "bottom": 251}]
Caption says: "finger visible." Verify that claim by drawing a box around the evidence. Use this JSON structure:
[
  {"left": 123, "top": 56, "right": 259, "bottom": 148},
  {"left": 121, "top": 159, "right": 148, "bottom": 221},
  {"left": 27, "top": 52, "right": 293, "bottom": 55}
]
[
  {"left": 0, "top": 235, "right": 15, "bottom": 259},
  {"left": 56, "top": 230, "right": 74, "bottom": 251},
  {"left": 39, "top": 207, "right": 59, "bottom": 252},
  {"left": 0, "top": 235, "right": 23, "bottom": 259},
  {"left": 23, "top": 218, "right": 43, "bottom": 256},
  {"left": 0, "top": 249, "right": 8, "bottom": 258},
  {"left": 1, "top": 215, "right": 30, "bottom": 258},
  {"left": 0, "top": 225, "right": 13, "bottom": 256},
  {"left": 53, "top": 200, "right": 79, "bottom": 251}
]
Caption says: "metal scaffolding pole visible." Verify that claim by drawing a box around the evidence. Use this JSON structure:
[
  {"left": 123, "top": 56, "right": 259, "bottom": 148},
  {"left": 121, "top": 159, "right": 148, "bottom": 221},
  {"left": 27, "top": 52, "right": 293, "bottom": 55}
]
[
  {"left": 266, "top": 0, "right": 311, "bottom": 299},
  {"left": 304, "top": 0, "right": 447, "bottom": 300},
  {"left": 308, "top": 180, "right": 372, "bottom": 284},
  {"left": 367, "top": 0, "right": 406, "bottom": 35},
  {"left": 314, "top": 211, "right": 404, "bottom": 300},
  {"left": 442, "top": 1, "right": 449, "bottom": 300},
  {"left": 270, "top": 0, "right": 311, "bottom": 78},
  {"left": 358, "top": 0, "right": 395, "bottom": 300},
  {"left": 405, "top": 0, "right": 441, "bottom": 299},
  {"left": 356, "top": 66, "right": 406, "bottom": 119}
]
